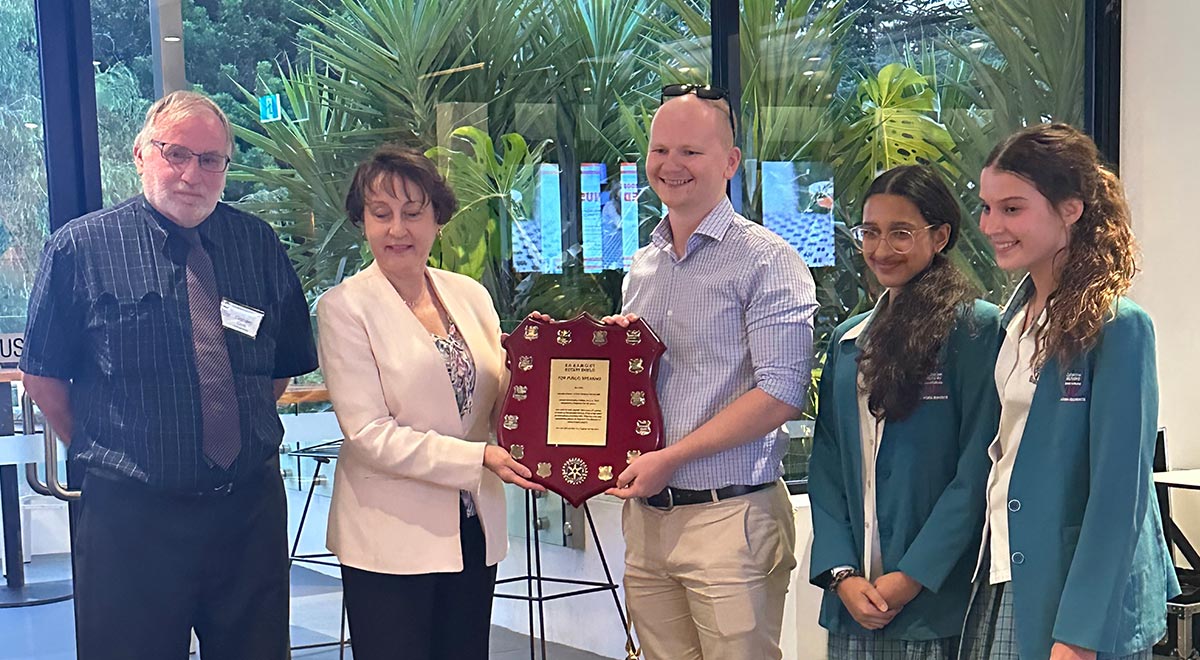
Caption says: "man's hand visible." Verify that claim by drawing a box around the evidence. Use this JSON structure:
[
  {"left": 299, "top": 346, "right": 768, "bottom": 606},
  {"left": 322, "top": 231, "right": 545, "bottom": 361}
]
[
  {"left": 1049, "top": 642, "right": 1096, "bottom": 660},
  {"left": 599, "top": 313, "right": 639, "bottom": 327},
  {"left": 605, "top": 448, "right": 680, "bottom": 499},
  {"left": 873, "top": 571, "right": 922, "bottom": 610},
  {"left": 835, "top": 576, "right": 900, "bottom": 630}
]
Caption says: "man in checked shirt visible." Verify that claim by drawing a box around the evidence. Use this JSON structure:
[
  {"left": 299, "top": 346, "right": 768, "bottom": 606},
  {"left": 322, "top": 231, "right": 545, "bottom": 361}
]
[
  {"left": 20, "top": 91, "right": 317, "bottom": 660},
  {"left": 604, "top": 86, "right": 817, "bottom": 659}
]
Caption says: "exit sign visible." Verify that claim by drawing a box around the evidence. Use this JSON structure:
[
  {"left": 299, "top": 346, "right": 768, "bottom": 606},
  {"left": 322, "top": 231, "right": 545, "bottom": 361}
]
[{"left": 258, "top": 94, "right": 282, "bottom": 123}]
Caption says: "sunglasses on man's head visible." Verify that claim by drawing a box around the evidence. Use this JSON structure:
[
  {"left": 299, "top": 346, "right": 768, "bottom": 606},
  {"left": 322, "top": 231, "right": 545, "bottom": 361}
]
[{"left": 660, "top": 84, "right": 737, "bottom": 139}]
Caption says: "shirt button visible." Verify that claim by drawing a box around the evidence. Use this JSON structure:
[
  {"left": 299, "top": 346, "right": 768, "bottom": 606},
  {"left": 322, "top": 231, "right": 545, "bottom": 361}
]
[
  {"left": 1011, "top": 551, "right": 1025, "bottom": 565},
  {"left": 1008, "top": 499, "right": 1021, "bottom": 512},
  {"left": 666, "top": 310, "right": 673, "bottom": 317}
]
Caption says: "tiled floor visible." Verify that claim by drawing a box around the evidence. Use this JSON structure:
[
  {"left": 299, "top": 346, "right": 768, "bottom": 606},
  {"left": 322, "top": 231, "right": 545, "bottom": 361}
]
[{"left": 0, "top": 558, "right": 615, "bottom": 660}]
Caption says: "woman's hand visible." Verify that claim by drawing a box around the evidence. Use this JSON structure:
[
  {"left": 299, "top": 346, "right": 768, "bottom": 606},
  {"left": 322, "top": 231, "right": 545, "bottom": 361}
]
[
  {"left": 872, "top": 571, "right": 922, "bottom": 610},
  {"left": 599, "top": 313, "right": 639, "bottom": 327},
  {"left": 1049, "top": 642, "right": 1096, "bottom": 660},
  {"left": 483, "top": 445, "right": 545, "bottom": 491},
  {"left": 527, "top": 310, "right": 553, "bottom": 323},
  {"left": 835, "top": 576, "right": 900, "bottom": 630}
]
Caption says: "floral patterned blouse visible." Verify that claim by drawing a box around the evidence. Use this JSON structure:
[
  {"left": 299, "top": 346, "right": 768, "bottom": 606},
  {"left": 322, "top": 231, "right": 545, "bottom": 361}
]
[{"left": 432, "top": 322, "right": 478, "bottom": 517}]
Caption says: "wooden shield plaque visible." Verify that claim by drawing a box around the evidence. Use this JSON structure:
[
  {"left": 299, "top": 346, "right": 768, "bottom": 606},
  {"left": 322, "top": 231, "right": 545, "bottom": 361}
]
[{"left": 497, "top": 313, "right": 666, "bottom": 508}]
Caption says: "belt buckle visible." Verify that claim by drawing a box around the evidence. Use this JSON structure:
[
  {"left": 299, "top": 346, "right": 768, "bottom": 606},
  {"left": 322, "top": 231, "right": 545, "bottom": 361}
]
[{"left": 647, "top": 487, "right": 674, "bottom": 511}]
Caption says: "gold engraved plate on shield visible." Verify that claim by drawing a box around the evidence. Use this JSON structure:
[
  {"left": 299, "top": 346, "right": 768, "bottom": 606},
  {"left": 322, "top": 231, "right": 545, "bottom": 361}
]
[
  {"left": 562, "top": 457, "right": 588, "bottom": 485},
  {"left": 524, "top": 325, "right": 539, "bottom": 341},
  {"left": 592, "top": 330, "right": 608, "bottom": 346},
  {"left": 557, "top": 329, "right": 572, "bottom": 346},
  {"left": 509, "top": 445, "right": 525, "bottom": 460},
  {"left": 630, "top": 391, "right": 646, "bottom": 407},
  {"left": 547, "top": 359, "right": 609, "bottom": 447},
  {"left": 635, "top": 420, "right": 652, "bottom": 436},
  {"left": 626, "top": 329, "right": 642, "bottom": 345},
  {"left": 503, "top": 415, "right": 519, "bottom": 431},
  {"left": 598, "top": 465, "right": 613, "bottom": 481},
  {"left": 513, "top": 385, "right": 528, "bottom": 401},
  {"left": 537, "top": 462, "right": 552, "bottom": 478},
  {"left": 627, "top": 450, "right": 641, "bottom": 464},
  {"left": 628, "top": 358, "right": 644, "bottom": 374},
  {"left": 518, "top": 355, "right": 533, "bottom": 372}
]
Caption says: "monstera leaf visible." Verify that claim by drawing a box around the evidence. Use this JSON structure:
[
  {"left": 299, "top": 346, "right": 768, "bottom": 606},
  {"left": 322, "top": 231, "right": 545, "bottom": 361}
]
[{"left": 832, "top": 63, "right": 958, "bottom": 214}]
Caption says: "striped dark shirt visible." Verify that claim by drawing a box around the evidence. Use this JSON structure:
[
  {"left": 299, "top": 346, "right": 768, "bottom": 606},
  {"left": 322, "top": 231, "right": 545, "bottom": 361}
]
[{"left": 20, "top": 196, "right": 318, "bottom": 492}]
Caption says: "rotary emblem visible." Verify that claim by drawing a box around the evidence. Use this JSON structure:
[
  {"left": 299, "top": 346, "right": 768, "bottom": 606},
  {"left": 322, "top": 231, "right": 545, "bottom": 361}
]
[{"left": 562, "top": 457, "right": 588, "bottom": 485}]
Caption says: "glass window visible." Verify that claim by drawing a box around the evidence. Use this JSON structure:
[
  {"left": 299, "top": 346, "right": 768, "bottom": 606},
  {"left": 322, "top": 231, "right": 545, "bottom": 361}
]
[
  {"left": 0, "top": 2, "right": 49, "bottom": 332},
  {"left": 92, "top": 0, "right": 154, "bottom": 204}
]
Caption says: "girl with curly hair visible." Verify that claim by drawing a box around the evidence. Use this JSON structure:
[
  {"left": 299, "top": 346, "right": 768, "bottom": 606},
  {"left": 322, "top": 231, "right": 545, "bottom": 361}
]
[
  {"left": 809, "top": 164, "right": 1001, "bottom": 658},
  {"left": 960, "top": 123, "right": 1179, "bottom": 660}
]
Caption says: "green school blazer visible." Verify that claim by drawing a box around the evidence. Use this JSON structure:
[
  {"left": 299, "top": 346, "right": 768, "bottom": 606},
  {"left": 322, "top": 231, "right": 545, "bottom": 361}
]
[
  {"left": 809, "top": 298, "right": 1001, "bottom": 640},
  {"left": 996, "top": 280, "right": 1178, "bottom": 658}
]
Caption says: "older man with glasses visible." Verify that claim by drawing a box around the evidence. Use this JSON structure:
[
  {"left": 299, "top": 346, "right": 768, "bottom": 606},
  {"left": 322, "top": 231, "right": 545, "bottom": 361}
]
[
  {"left": 604, "top": 85, "right": 817, "bottom": 659},
  {"left": 20, "top": 90, "right": 317, "bottom": 660}
]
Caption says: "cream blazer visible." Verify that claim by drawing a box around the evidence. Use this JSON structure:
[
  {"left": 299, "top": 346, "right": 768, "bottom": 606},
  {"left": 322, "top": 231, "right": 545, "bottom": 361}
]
[{"left": 317, "top": 263, "right": 507, "bottom": 574}]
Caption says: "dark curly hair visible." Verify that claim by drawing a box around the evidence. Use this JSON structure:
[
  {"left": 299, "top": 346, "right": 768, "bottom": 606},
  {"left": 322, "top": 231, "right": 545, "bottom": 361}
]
[
  {"left": 984, "top": 123, "right": 1137, "bottom": 372},
  {"left": 856, "top": 165, "right": 981, "bottom": 421},
  {"left": 345, "top": 144, "right": 457, "bottom": 227}
]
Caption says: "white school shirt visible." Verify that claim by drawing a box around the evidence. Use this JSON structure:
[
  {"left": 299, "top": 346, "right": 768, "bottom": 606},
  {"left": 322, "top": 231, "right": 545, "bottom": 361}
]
[
  {"left": 982, "top": 304, "right": 1042, "bottom": 584},
  {"left": 841, "top": 316, "right": 887, "bottom": 581}
]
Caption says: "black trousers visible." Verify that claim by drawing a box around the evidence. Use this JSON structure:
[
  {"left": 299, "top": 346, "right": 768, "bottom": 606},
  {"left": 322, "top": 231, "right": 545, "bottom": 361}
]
[
  {"left": 73, "top": 463, "right": 289, "bottom": 660},
  {"left": 341, "top": 506, "right": 498, "bottom": 660}
]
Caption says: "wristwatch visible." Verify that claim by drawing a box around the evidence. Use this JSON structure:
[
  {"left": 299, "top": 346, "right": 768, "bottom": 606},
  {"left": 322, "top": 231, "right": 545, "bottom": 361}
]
[{"left": 827, "top": 566, "right": 862, "bottom": 592}]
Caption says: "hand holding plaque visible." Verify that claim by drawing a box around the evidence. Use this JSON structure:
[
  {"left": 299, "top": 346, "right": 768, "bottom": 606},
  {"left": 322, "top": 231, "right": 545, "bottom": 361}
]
[{"left": 497, "top": 313, "right": 666, "bottom": 507}]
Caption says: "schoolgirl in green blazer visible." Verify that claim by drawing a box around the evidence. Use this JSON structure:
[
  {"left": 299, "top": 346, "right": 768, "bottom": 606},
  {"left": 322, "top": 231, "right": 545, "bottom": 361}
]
[
  {"left": 961, "top": 123, "right": 1178, "bottom": 660},
  {"left": 809, "top": 165, "right": 1001, "bottom": 658}
]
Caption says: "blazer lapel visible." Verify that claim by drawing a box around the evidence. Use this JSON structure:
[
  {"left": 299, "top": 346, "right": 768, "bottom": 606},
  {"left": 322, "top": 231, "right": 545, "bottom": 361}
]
[
  {"left": 365, "top": 263, "right": 464, "bottom": 436},
  {"left": 428, "top": 269, "right": 493, "bottom": 436}
]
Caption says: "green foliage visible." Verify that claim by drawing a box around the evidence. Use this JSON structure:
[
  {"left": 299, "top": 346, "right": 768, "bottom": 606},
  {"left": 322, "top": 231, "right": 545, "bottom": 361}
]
[
  {"left": 833, "top": 63, "right": 957, "bottom": 213},
  {"left": 426, "top": 126, "right": 550, "bottom": 317}
]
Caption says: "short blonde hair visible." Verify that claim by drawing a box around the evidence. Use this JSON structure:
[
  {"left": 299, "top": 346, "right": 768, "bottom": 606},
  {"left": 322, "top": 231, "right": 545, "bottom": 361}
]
[{"left": 134, "top": 90, "right": 234, "bottom": 153}]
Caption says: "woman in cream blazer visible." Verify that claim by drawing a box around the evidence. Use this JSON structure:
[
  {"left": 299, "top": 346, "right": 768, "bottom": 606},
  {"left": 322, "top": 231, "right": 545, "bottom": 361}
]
[{"left": 317, "top": 145, "right": 538, "bottom": 660}]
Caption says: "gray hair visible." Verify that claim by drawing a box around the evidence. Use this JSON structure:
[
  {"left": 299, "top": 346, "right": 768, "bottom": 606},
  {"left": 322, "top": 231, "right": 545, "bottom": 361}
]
[{"left": 134, "top": 90, "right": 234, "bottom": 154}]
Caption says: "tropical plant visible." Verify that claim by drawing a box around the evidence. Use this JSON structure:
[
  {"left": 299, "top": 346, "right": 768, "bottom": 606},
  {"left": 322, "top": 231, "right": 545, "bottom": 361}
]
[{"left": 426, "top": 126, "right": 550, "bottom": 318}]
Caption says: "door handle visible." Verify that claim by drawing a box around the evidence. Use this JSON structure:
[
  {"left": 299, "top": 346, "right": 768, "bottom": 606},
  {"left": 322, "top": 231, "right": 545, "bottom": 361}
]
[
  {"left": 20, "top": 391, "right": 80, "bottom": 501},
  {"left": 20, "top": 392, "right": 51, "bottom": 496}
]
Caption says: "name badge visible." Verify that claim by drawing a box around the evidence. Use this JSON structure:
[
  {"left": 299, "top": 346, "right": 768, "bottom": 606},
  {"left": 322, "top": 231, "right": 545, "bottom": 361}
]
[
  {"left": 1060, "top": 371, "right": 1088, "bottom": 402},
  {"left": 920, "top": 371, "right": 948, "bottom": 401},
  {"left": 220, "top": 299, "right": 265, "bottom": 338}
]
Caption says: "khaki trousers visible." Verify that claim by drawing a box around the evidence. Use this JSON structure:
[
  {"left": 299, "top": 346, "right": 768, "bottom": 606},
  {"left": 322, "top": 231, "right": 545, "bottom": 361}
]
[{"left": 622, "top": 481, "right": 797, "bottom": 660}]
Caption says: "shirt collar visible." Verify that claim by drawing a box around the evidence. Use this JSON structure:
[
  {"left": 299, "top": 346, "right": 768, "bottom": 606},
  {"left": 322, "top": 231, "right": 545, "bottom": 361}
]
[
  {"left": 842, "top": 291, "right": 891, "bottom": 347},
  {"left": 140, "top": 195, "right": 222, "bottom": 252},
  {"left": 650, "top": 197, "right": 737, "bottom": 253},
  {"left": 999, "top": 274, "right": 1036, "bottom": 329}
]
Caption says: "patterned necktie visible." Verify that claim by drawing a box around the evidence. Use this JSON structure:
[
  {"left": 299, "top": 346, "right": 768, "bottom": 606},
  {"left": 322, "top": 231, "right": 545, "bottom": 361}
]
[{"left": 181, "top": 228, "right": 242, "bottom": 469}]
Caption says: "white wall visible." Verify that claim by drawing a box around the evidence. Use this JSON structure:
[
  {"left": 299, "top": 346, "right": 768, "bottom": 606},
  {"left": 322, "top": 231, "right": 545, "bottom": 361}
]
[{"left": 1122, "top": 0, "right": 1200, "bottom": 549}]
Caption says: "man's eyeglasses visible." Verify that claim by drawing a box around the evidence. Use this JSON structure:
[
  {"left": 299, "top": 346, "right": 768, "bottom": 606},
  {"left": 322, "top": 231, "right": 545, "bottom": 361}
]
[
  {"left": 151, "top": 140, "right": 231, "bottom": 173},
  {"left": 850, "top": 225, "right": 938, "bottom": 255},
  {"left": 661, "top": 83, "right": 737, "bottom": 140}
]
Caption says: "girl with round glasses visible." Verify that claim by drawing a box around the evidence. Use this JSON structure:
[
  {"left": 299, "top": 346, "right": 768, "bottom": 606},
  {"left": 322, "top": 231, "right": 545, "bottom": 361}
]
[
  {"left": 809, "top": 164, "right": 1001, "bottom": 658},
  {"left": 960, "top": 124, "right": 1177, "bottom": 660}
]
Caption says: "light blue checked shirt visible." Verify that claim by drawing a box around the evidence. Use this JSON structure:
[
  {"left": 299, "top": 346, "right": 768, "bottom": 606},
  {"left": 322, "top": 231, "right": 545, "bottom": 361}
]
[{"left": 622, "top": 197, "right": 817, "bottom": 490}]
